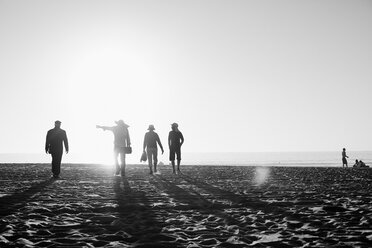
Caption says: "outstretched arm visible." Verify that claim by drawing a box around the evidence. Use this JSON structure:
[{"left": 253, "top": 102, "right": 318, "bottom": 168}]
[{"left": 96, "top": 125, "right": 113, "bottom": 131}]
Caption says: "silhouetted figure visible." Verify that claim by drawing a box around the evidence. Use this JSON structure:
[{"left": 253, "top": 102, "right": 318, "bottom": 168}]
[
  {"left": 45, "top": 120, "right": 69, "bottom": 178},
  {"left": 342, "top": 148, "right": 349, "bottom": 167},
  {"left": 96, "top": 120, "right": 131, "bottom": 176},
  {"left": 353, "top": 159, "right": 360, "bottom": 168},
  {"left": 359, "top": 160, "right": 367, "bottom": 167},
  {"left": 143, "top": 125, "right": 164, "bottom": 175},
  {"left": 168, "top": 123, "right": 184, "bottom": 174}
]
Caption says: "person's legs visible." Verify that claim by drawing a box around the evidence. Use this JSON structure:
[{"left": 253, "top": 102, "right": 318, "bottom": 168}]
[
  {"left": 147, "top": 148, "right": 154, "bottom": 174},
  {"left": 120, "top": 151, "right": 126, "bottom": 176},
  {"left": 153, "top": 148, "right": 158, "bottom": 173},
  {"left": 342, "top": 158, "right": 347, "bottom": 168},
  {"left": 170, "top": 149, "right": 176, "bottom": 173},
  {"left": 176, "top": 149, "right": 181, "bottom": 173},
  {"left": 114, "top": 148, "right": 120, "bottom": 175},
  {"left": 51, "top": 151, "right": 62, "bottom": 178}
]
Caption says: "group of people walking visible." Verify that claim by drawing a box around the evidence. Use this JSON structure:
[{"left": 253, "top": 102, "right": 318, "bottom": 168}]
[
  {"left": 142, "top": 123, "right": 184, "bottom": 175},
  {"left": 45, "top": 120, "right": 184, "bottom": 178}
]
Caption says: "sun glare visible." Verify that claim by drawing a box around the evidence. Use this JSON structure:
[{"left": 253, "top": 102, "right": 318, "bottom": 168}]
[{"left": 254, "top": 167, "right": 270, "bottom": 186}]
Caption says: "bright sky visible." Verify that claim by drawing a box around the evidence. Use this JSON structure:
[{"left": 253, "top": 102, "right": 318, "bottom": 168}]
[{"left": 0, "top": 0, "right": 371, "bottom": 162}]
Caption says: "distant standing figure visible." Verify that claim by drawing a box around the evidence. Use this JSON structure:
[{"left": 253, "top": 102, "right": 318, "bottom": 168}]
[
  {"left": 342, "top": 148, "right": 349, "bottom": 167},
  {"left": 168, "top": 123, "right": 184, "bottom": 174},
  {"left": 96, "top": 120, "right": 131, "bottom": 176},
  {"left": 45, "top": 120, "right": 69, "bottom": 178},
  {"left": 143, "top": 125, "right": 164, "bottom": 175}
]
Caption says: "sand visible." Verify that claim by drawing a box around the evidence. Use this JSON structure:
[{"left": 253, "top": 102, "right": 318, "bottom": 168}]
[{"left": 0, "top": 163, "right": 371, "bottom": 247}]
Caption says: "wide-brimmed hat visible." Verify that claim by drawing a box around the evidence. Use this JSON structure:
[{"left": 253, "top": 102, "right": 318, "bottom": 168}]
[
  {"left": 171, "top": 123, "right": 178, "bottom": 128},
  {"left": 115, "top": 120, "right": 129, "bottom": 127},
  {"left": 148, "top": 125, "right": 155, "bottom": 130}
]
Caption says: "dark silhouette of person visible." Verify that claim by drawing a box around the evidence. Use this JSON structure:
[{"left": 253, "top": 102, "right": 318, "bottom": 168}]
[
  {"left": 143, "top": 125, "right": 164, "bottom": 175},
  {"left": 168, "top": 123, "right": 184, "bottom": 174},
  {"left": 359, "top": 160, "right": 367, "bottom": 167},
  {"left": 353, "top": 159, "right": 360, "bottom": 168},
  {"left": 342, "top": 148, "right": 349, "bottom": 167},
  {"left": 96, "top": 120, "right": 131, "bottom": 176},
  {"left": 45, "top": 120, "right": 69, "bottom": 178}
]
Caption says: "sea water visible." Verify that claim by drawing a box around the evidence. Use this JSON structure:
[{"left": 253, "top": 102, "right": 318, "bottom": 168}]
[{"left": 0, "top": 151, "right": 371, "bottom": 167}]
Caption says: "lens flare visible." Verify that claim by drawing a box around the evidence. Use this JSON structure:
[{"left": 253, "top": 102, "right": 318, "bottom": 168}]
[{"left": 254, "top": 167, "right": 270, "bottom": 185}]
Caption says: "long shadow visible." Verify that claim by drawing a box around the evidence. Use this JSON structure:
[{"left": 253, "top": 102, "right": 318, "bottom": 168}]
[
  {"left": 180, "top": 173, "right": 244, "bottom": 203},
  {"left": 151, "top": 175, "right": 242, "bottom": 225},
  {"left": 0, "top": 178, "right": 56, "bottom": 216},
  {"left": 179, "top": 173, "right": 276, "bottom": 210},
  {"left": 113, "top": 176, "right": 178, "bottom": 247}
]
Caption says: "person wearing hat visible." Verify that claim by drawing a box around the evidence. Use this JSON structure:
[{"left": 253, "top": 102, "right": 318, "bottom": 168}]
[
  {"left": 143, "top": 125, "right": 164, "bottom": 175},
  {"left": 168, "top": 123, "right": 184, "bottom": 174},
  {"left": 45, "top": 120, "right": 69, "bottom": 178},
  {"left": 96, "top": 120, "right": 131, "bottom": 176}
]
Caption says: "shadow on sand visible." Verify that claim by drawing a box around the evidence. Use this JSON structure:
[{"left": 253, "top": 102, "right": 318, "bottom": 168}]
[
  {"left": 150, "top": 175, "right": 242, "bottom": 225},
  {"left": 113, "top": 176, "right": 178, "bottom": 248},
  {"left": 0, "top": 178, "right": 56, "bottom": 216}
]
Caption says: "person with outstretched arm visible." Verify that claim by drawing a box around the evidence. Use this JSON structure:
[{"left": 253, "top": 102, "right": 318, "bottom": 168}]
[{"left": 96, "top": 120, "right": 131, "bottom": 176}]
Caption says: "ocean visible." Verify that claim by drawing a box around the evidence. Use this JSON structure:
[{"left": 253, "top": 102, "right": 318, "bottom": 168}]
[{"left": 0, "top": 151, "right": 371, "bottom": 167}]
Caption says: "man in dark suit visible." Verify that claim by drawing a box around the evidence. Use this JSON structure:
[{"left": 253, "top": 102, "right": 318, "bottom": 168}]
[{"left": 45, "top": 120, "right": 69, "bottom": 178}]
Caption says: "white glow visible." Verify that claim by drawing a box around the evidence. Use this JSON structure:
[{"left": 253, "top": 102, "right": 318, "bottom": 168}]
[{"left": 254, "top": 167, "right": 270, "bottom": 186}]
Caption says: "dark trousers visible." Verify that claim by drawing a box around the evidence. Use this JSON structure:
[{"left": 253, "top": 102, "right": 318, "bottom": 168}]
[{"left": 51, "top": 151, "right": 63, "bottom": 176}]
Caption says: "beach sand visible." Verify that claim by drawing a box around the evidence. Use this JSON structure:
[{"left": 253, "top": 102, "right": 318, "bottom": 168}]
[{"left": 0, "top": 163, "right": 371, "bottom": 247}]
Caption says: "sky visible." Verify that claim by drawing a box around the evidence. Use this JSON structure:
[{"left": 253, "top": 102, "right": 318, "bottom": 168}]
[{"left": 0, "top": 0, "right": 371, "bottom": 163}]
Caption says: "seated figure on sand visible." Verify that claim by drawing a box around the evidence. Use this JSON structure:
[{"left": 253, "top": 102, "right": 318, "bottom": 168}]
[
  {"left": 353, "top": 159, "right": 369, "bottom": 168},
  {"left": 359, "top": 160, "right": 368, "bottom": 167},
  {"left": 96, "top": 120, "right": 131, "bottom": 176}
]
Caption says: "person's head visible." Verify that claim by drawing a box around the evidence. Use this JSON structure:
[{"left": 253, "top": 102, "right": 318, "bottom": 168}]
[
  {"left": 171, "top": 122, "right": 178, "bottom": 131},
  {"left": 54, "top": 120, "right": 61, "bottom": 128},
  {"left": 356, "top": 159, "right": 359, "bottom": 163},
  {"left": 115, "top": 120, "right": 129, "bottom": 128},
  {"left": 343, "top": 148, "right": 346, "bottom": 151},
  {"left": 148, "top": 125, "right": 155, "bottom": 131}
]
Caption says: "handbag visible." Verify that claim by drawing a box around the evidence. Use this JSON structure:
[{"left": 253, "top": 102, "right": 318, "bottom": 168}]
[
  {"left": 124, "top": 146, "right": 132, "bottom": 154},
  {"left": 140, "top": 151, "right": 147, "bottom": 162}
]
